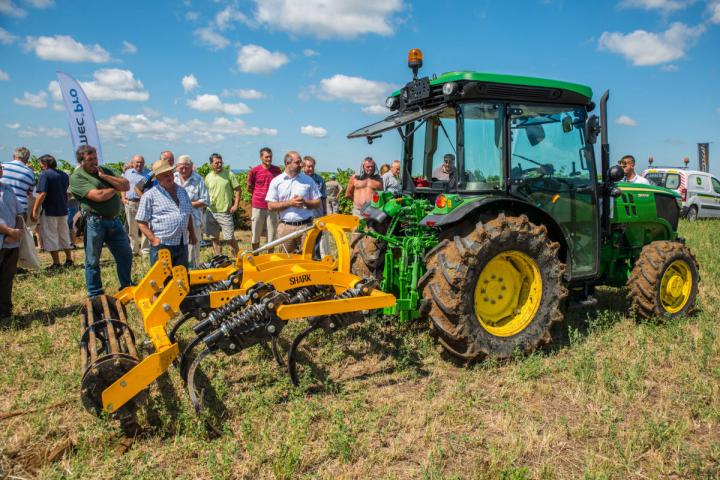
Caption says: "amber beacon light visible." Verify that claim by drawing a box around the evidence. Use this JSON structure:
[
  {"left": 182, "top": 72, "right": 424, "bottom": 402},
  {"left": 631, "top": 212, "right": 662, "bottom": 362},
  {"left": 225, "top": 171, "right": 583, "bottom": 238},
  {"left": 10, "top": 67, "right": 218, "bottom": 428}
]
[{"left": 408, "top": 48, "right": 423, "bottom": 78}]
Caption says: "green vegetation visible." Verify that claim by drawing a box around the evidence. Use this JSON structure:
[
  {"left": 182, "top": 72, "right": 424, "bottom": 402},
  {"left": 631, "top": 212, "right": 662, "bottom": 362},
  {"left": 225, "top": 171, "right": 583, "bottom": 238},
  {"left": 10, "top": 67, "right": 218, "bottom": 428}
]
[{"left": 1, "top": 221, "right": 718, "bottom": 478}]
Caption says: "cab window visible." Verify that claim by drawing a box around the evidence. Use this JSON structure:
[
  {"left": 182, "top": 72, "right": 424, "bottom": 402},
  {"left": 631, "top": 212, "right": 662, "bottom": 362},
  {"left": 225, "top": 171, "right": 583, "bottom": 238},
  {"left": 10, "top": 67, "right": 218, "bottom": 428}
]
[{"left": 712, "top": 177, "right": 720, "bottom": 194}]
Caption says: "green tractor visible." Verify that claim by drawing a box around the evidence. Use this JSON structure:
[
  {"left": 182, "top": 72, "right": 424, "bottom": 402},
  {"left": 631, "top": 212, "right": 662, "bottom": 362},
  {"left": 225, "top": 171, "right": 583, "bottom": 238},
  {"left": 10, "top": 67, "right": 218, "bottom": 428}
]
[{"left": 347, "top": 49, "right": 700, "bottom": 361}]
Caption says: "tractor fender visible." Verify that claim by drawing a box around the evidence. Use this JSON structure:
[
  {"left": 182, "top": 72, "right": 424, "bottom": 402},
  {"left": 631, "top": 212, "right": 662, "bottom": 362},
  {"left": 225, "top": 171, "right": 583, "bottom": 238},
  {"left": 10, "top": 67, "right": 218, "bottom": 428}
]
[{"left": 420, "top": 196, "right": 570, "bottom": 263}]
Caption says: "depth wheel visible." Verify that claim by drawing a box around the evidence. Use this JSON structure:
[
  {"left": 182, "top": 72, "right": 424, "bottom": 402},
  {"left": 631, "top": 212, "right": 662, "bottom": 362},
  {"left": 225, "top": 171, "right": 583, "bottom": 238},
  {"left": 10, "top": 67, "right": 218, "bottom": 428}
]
[
  {"left": 420, "top": 214, "right": 567, "bottom": 361},
  {"left": 627, "top": 240, "right": 699, "bottom": 318}
]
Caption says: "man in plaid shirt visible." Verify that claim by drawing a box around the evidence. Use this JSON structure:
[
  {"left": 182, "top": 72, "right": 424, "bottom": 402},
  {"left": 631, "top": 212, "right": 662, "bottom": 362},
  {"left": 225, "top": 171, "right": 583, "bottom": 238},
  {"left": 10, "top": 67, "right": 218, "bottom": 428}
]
[{"left": 136, "top": 157, "right": 197, "bottom": 268}]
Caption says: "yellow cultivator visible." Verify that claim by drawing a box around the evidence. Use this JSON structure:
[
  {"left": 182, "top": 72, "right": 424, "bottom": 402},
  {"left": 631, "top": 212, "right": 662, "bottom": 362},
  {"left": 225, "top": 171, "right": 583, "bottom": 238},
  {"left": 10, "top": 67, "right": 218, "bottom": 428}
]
[{"left": 79, "top": 214, "right": 395, "bottom": 427}]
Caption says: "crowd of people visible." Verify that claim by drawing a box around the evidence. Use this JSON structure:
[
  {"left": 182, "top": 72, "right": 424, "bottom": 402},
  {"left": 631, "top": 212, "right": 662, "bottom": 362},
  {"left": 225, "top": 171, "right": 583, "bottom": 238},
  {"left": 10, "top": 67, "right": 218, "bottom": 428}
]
[{"left": 0, "top": 145, "right": 402, "bottom": 320}]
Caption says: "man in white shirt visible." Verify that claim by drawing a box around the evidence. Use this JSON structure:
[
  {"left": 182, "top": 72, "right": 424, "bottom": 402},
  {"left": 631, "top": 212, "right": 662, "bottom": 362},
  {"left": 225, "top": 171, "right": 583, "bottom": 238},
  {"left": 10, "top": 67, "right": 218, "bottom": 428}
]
[
  {"left": 174, "top": 155, "right": 210, "bottom": 267},
  {"left": 265, "top": 151, "right": 321, "bottom": 254},
  {"left": 619, "top": 155, "right": 650, "bottom": 184}
]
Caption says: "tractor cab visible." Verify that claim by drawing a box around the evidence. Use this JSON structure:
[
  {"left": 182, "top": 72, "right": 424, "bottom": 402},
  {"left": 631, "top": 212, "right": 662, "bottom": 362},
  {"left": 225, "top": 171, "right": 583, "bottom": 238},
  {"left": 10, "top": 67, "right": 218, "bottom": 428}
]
[{"left": 348, "top": 50, "right": 602, "bottom": 279}]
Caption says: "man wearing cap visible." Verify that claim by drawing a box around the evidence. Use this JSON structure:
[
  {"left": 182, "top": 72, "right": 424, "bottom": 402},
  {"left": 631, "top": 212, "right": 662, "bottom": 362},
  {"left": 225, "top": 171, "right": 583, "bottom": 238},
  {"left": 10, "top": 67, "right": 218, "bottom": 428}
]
[
  {"left": 432, "top": 154, "right": 455, "bottom": 181},
  {"left": 205, "top": 153, "right": 241, "bottom": 256},
  {"left": 136, "top": 157, "right": 197, "bottom": 268},
  {"left": 247, "top": 147, "right": 281, "bottom": 251},
  {"left": 266, "top": 151, "right": 321, "bottom": 253},
  {"left": 70, "top": 145, "right": 133, "bottom": 297},
  {"left": 122, "top": 154, "right": 150, "bottom": 256},
  {"left": 174, "top": 155, "right": 209, "bottom": 267},
  {"left": 325, "top": 174, "right": 341, "bottom": 214}
]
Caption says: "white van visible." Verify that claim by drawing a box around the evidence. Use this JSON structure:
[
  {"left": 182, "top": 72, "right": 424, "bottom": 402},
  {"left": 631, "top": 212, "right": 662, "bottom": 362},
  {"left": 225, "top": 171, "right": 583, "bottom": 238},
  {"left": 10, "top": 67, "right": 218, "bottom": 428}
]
[{"left": 642, "top": 168, "right": 720, "bottom": 220}]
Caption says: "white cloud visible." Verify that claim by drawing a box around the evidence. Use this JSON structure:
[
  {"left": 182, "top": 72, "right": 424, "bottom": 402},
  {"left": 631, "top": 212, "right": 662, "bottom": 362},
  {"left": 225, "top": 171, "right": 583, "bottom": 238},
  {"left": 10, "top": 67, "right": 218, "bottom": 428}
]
[
  {"left": 300, "top": 125, "right": 327, "bottom": 138},
  {"left": 361, "top": 104, "right": 389, "bottom": 115},
  {"left": 182, "top": 74, "right": 199, "bottom": 93},
  {"left": 598, "top": 22, "right": 705, "bottom": 66},
  {"left": 25, "top": 35, "right": 112, "bottom": 63},
  {"left": 48, "top": 68, "right": 149, "bottom": 102},
  {"left": 6, "top": 123, "right": 20, "bottom": 129},
  {"left": 0, "top": 0, "right": 26, "bottom": 17},
  {"left": 24, "top": 0, "right": 54, "bottom": 7},
  {"left": 0, "top": 69, "right": 9, "bottom": 81},
  {"left": 222, "top": 88, "right": 265, "bottom": 99},
  {"left": 121, "top": 40, "right": 137, "bottom": 54},
  {"left": 303, "top": 48, "right": 319, "bottom": 57},
  {"left": 194, "top": 26, "right": 230, "bottom": 50},
  {"left": 14, "top": 90, "right": 48, "bottom": 108},
  {"left": 97, "top": 114, "right": 276, "bottom": 144},
  {"left": 185, "top": 11, "right": 199, "bottom": 21},
  {"left": 215, "top": 6, "right": 249, "bottom": 30},
  {"left": 210, "top": 117, "right": 277, "bottom": 136},
  {"left": 254, "top": 0, "right": 402, "bottom": 39},
  {"left": 709, "top": 0, "right": 720, "bottom": 23},
  {"left": 187, "top": 94, "right": 252, "bottom": 116},
  {"left": 616, "top": 115, "right": 638, "bottom": 126},
  {"left": 0, "top": 27, "right": 18, "bottom": 44},
  {"left": 619, "top": 0, "right": 688, "bottom": 12},
  {"left": 236, "top": 44, "right": 289, "bottom": 74},
  {"left": 316, "top": 74, "right": 397, "bottom": 108},
  {"left": 20, "top": 126, "right": 65, "bottom": 138}
]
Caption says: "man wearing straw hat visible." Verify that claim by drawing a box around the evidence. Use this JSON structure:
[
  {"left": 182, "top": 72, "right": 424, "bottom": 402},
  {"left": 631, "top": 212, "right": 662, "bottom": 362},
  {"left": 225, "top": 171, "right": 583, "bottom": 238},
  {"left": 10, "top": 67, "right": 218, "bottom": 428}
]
[{"left": 136, "top": 156, "right": 197, "bottom": 268}]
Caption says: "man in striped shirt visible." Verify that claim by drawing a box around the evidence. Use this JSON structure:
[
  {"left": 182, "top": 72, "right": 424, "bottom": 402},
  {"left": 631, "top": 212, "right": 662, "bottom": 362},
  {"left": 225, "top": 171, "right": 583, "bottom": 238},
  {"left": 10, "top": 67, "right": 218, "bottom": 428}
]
[{"left": 1, "top": 147, "right": 35, "bottom": 218}]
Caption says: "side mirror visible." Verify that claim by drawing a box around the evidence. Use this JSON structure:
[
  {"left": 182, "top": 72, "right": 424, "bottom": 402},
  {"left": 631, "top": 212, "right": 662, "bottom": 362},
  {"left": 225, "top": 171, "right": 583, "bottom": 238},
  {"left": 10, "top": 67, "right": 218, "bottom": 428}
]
[
  {"left": 585, "top": 114, "right": 599, "bottom": 145},
  {"left": 562, "top": 115, "right": 573, "bottom": 133},
  {"left": 607, "top": 165, "right": 624, "bottom": 182}
]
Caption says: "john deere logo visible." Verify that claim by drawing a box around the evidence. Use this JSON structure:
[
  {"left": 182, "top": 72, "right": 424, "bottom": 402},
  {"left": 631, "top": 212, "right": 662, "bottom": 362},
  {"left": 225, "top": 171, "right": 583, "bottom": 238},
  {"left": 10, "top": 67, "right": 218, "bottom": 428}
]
[{"left": 288, "top": 273, "right": 312, "bottom": 286}]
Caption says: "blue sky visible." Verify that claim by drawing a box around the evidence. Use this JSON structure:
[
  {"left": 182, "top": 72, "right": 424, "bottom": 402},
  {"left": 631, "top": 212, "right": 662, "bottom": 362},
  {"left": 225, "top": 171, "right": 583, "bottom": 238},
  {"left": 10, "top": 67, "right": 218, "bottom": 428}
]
[{"left": 1, "top": 0, "right": 719, "bottom": 174}]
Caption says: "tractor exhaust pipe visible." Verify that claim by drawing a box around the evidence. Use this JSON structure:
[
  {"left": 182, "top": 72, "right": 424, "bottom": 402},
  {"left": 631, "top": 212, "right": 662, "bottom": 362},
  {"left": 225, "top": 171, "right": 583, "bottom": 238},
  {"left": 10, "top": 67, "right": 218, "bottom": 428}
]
[{"left": 599, "top": 90, "right": 611, "bottom": 234}]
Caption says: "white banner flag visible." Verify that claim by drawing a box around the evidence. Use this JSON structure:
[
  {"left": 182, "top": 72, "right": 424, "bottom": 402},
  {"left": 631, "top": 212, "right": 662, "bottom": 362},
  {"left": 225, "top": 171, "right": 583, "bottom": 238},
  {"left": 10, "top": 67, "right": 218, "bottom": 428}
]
[{"left": 56, "top": 71, "right": 104, "bottom": 163}]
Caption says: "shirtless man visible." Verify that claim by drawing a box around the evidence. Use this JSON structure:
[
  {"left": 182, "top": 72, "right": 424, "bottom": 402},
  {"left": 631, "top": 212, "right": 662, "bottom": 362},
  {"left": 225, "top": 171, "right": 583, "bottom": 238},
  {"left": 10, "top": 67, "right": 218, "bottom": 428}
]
[{"left": 344, "top": 156, "right": 383, "bottom": 216}]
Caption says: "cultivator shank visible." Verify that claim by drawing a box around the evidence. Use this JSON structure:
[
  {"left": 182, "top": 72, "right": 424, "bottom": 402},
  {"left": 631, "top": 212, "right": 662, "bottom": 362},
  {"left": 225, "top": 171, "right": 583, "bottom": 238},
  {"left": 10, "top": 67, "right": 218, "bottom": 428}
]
[{"left": 79, "top": 214, "right": 395, "bottom": 423}]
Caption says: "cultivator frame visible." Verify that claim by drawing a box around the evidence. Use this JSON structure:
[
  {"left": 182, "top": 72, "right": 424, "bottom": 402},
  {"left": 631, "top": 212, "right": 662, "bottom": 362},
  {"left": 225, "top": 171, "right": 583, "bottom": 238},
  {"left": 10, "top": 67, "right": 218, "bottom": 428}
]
[{"left": 80, "top": 214, "right": 395, "bottom": 421}]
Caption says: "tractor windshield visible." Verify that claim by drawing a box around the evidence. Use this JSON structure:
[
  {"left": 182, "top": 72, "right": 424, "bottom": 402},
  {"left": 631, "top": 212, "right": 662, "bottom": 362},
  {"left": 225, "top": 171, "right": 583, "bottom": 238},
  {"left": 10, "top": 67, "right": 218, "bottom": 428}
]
[{"left": 407, "top": 102, "right": 504, "bottom": 191}]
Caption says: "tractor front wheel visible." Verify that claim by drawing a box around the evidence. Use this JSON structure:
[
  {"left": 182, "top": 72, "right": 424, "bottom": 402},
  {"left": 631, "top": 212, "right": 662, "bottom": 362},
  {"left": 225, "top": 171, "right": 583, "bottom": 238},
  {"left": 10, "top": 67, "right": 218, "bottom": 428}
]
[
  {"left": 420, "top": 214, "right": 567, "bottom": 361},
  {"left": 350, "top": 231, "right": 385, "bottom": 282},
  {"left": 627, "top": 240, "right": 699, "bottom": 318}
]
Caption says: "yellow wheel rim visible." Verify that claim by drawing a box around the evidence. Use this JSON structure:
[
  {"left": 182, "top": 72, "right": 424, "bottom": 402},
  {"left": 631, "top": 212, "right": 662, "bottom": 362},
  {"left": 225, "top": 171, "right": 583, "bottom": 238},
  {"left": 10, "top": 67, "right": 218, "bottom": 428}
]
[
  {"left": 659, "top": 260, "right": 693, "bottom": 314},
  {"left": 473, "top": 250, "right": 542, "bottom": 337}
]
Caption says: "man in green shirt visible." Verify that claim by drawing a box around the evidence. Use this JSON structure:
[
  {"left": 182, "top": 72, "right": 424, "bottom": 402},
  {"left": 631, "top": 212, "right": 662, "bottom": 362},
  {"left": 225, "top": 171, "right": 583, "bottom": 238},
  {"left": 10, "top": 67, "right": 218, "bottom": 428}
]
[
  {"left": 70, "top": 145, "right": 133, "bottom": 297},
  {"left": 204, "top": 152, "right": 241, "bottom": 256}
]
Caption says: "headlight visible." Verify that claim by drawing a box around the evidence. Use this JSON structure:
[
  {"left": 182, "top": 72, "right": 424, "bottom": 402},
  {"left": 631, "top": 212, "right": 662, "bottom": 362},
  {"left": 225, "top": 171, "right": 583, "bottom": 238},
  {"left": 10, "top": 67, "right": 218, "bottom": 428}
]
[
  {"left": 442, "top": 82, "right": 458, "bottom": 96},
  {"left": 386, "top": 96, "right": 399, "bottom": 110}
]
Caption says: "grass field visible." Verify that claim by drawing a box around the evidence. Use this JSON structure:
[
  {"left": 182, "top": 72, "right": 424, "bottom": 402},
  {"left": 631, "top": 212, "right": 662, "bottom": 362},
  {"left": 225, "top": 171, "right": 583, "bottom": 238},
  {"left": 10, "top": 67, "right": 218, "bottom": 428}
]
[{"left": 1, "top": 221, "right": 719, "bottom": 479}]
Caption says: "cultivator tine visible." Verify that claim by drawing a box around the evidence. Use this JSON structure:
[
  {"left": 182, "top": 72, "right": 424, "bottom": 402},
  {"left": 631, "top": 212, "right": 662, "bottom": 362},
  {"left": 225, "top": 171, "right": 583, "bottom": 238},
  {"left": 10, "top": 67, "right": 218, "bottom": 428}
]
[
  {"left": 186, "top": 348, "right": 213, "bottom": 413},
  {"left": 270, "top": 336, "right": 286, "bottom": 369},
  {"left": 287, "top": 324, "right": 321, "bottom": 386}
]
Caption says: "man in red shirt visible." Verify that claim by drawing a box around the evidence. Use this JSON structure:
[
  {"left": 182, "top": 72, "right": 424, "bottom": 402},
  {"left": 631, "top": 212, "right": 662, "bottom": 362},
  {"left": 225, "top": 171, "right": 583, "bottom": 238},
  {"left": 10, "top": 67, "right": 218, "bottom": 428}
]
[{"left": 247, "top": 147, "right": 281, "bottom": 250}]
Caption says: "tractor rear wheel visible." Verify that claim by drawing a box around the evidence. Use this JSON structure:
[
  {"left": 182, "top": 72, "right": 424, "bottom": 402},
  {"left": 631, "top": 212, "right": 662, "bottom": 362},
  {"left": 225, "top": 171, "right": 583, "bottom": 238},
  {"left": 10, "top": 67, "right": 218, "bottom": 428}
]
[
  {"left": 627, "top": 240, "right": 699, "bottom": 318},
  {"left": 420, "top": 214, "right": 567, "bottom": 361},
  {"left": 350, "top": 231, "right": 385, "bottom": 281}
]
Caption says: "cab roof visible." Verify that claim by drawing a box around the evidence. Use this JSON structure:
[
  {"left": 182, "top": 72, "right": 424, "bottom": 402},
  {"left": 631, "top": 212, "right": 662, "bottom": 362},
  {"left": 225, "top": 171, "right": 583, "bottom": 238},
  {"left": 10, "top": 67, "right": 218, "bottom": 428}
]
[{"left": 391, "top": 70, "right": 593, "bottom": 102}]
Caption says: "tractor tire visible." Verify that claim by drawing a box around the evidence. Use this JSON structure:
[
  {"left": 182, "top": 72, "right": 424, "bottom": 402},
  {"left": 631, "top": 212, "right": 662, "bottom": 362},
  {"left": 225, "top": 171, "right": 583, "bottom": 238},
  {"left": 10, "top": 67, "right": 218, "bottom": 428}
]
[
  {"left": 350, "top": 231, "right": 385, "bottom": 281},
  {"left": 419, "top": 214, "right": 567, "bottom": 361},
  {"left": 627, "top": 240, "right": 699, "bottom": 319}
]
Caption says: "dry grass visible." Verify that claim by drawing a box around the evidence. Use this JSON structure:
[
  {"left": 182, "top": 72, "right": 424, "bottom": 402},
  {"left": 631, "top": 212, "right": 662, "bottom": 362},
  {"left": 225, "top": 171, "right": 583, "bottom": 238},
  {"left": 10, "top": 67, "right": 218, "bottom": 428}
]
[{"left": 1, "top": 222, "right": 719, "bottom": 479}]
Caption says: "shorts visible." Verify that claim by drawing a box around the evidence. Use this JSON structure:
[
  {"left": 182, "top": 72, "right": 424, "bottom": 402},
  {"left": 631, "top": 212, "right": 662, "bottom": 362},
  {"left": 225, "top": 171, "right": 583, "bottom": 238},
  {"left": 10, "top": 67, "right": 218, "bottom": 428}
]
[
  {"left": 206, "top": 211, "right": 235, "bottom": 241},
  {"left": 39, "top": 214, "right": 72, "bottom": 252}
]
